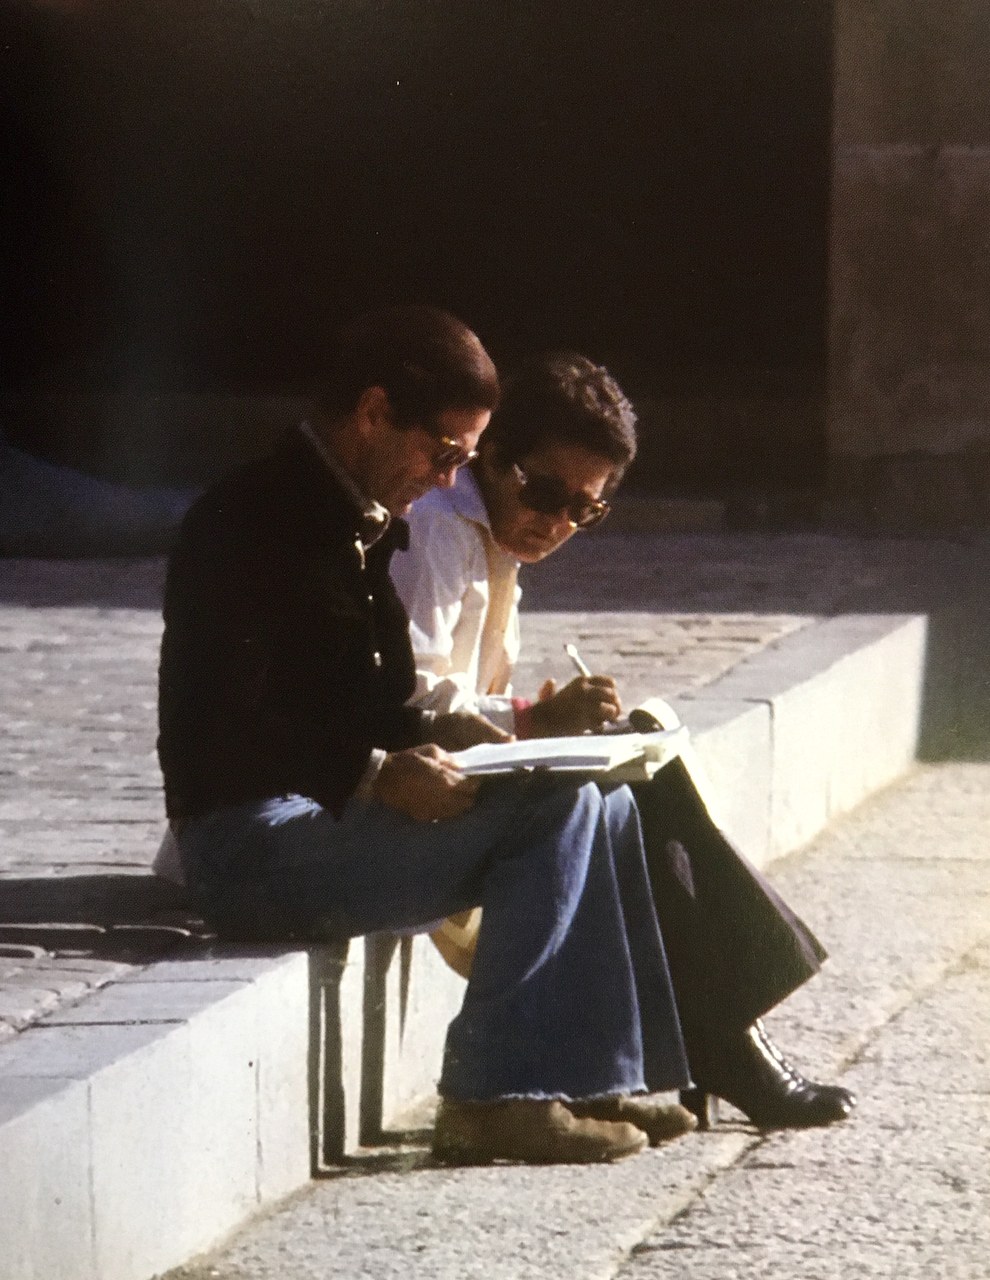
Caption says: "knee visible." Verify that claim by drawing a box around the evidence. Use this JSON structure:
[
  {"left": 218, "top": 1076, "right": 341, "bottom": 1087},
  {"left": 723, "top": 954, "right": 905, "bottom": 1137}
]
[
  {"left": 599, "top": 782, "right": 638, "bottom": 827},
  {"left": 529, "top": 778, "right": 605, "bottom": 825},
  {"left": 522, "top": 780, "right": 606, "bottom": 865}
]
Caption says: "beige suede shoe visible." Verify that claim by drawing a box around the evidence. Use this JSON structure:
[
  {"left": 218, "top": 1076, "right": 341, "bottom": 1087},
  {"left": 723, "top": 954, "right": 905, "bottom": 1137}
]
[
  {"left": 567, "top": 1095, "right": 698, "bottom": 1146},
  {"left": 432, "top": 1098, "right": 648, "bottom": 1166}
]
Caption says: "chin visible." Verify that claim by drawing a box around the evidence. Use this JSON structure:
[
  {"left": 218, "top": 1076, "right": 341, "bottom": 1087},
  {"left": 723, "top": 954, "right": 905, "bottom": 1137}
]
[
  {"left": 506, "top": 539, "right": 557, "bottom": 564},
  {"left": 495, "top": 525, "right": 566, "bottom": 563}
]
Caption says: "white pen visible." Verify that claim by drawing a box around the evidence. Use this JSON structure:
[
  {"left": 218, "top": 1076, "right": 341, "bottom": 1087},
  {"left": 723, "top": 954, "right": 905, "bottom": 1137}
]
[{"left": 564, "top": 642, "right": 593, "bottom": 678}]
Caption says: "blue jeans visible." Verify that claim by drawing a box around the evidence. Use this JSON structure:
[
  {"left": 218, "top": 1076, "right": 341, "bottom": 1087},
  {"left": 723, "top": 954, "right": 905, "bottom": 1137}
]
[{"left": 177, "top": 776, "right": 690, "bottom": 1102}]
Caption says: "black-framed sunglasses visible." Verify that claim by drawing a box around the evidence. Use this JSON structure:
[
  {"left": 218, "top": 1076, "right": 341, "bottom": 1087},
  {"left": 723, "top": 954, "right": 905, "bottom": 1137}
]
[{"left": 511, "top": 464, "right": 611, "bottom": 530}]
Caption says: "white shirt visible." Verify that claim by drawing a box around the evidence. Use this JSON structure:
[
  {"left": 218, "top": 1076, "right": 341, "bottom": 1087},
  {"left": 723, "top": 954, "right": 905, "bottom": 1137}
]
[{"left": 391, "top": 467, "right": 522, "bottom": 734}]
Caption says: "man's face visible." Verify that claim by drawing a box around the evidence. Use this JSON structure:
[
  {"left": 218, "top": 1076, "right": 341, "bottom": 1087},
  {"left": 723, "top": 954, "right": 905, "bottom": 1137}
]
[
  {"left": 479, "top": 440, "right": 618, "bottom": 563},
  {"left": 367, "top": 405, "right": 491, "bottom": 516}
]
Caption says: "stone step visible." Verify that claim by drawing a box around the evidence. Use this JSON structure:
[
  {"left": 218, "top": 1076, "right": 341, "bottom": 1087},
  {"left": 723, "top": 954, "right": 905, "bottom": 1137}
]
[
  {"left": 0, "top": 607, "right": 948, "bottom": 1280},
  {"left": 0, "top": 951, "right": 311, "bottom": 1280}
]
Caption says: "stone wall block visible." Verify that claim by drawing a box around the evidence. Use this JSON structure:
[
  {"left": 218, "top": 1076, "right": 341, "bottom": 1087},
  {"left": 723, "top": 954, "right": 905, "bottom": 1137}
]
[
  {"left": 362, "top": 932, "right": 465, "bottom": 1139},
  {"left": 835, "top": 0, "right": 990, "bottom": 145},
  {"left": 670, "top": 697, "right": 774, "bottom": 868},
  {"left": 309, "top": 940, "right": 364, "bottom": 1166},
  {"left": 87, "top": 1001, "right": 258, "bottom": 1280},
  {"left": 0, "top": 1078, "right": 95, "bottom": 1280},
  {"left": 0, "top": 954, "right": 313, "bottom": 1280},
  {"left": 829, "top": 1, "right": 990, "bottom": 526},
  {"left": 252, "top": 954, "right": 311, "bottom": 1200},
  {"left": 690, "top": 616, "right": 927, "bottom": 855},
  {"left": 830, "top": 150, "right": 990, "bottom": 460}
]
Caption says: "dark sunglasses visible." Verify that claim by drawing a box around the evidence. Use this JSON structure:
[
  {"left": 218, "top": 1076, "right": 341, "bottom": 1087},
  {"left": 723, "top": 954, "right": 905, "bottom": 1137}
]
[{"left": 511, "top": 464, "right": 611, "bottom": 530}]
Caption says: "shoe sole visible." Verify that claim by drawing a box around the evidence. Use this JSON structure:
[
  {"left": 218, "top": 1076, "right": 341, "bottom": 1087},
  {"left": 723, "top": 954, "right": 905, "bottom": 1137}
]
[{"left": 432, "top": 1136, "right": 648, "bottom": 1166}]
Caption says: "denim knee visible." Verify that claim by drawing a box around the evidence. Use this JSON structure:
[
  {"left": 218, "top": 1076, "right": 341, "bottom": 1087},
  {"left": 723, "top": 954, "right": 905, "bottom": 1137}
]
[{"left": 599, "top": 782, "right": 637, "bottom": 820}]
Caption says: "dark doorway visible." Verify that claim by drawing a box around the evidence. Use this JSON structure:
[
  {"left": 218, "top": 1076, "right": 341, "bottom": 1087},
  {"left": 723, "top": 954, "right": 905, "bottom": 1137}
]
[{"left": 2, "top": 1, "right": 831, "bottom": 493}]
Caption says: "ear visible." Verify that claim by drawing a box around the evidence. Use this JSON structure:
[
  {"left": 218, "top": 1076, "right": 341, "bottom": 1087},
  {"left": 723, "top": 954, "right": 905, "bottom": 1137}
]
[{"left": 354, "top": 385, "right": 393, "bottom": 440}]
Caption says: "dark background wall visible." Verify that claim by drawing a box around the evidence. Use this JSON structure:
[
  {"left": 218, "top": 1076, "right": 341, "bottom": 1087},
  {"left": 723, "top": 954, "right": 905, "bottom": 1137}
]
[{"left": 1, "top": 0, "right": 832, "bottom": 492}]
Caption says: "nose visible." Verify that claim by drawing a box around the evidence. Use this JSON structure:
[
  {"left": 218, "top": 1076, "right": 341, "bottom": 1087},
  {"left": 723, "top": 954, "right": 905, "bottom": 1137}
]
[
  {"left": 433, "top": 463, "right": 460, "bottom": 489},
  {"left": 544, "top": 509, "right": 577, "bottom": 538}
]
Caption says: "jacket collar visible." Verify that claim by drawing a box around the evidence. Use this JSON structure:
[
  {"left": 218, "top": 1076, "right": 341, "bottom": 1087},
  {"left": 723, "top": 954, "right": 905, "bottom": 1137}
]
[
  {"left": 298, "top": 421, "right": 392, "bottom": 548},
  {"left": 277, "top": 427, "right": 411, "bottom": 557}
]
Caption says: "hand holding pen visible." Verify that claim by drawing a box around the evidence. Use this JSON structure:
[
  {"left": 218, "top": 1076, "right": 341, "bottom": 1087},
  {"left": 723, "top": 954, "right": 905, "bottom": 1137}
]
[
  {"left": 527, "top": 642, "right": 623, "bottom": 736},
  {"left": 566, "top": 643, "right": 664, "bottom": 733}
]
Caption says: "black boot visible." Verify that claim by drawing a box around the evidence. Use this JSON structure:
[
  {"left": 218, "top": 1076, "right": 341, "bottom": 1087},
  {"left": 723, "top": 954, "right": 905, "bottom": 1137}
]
[{"left": 681, "top": 1020, "right": 857, "bottom": 1131}]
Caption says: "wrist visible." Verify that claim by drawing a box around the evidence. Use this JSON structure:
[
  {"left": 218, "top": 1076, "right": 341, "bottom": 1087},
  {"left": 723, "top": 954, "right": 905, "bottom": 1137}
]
[
  {"left": 526, "top": 698, "right": 558, "bottom": 737},
  {"left": 512, "top": 698, "right": 537, "bottom": 739}
]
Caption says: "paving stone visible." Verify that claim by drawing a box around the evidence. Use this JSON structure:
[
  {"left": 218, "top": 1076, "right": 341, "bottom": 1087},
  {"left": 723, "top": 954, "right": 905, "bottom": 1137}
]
[{"left": 39, "top": 977, "right": 248, "bottom": 1026}]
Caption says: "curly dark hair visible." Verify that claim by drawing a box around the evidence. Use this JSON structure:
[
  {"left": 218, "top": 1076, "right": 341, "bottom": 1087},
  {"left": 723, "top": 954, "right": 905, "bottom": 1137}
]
[{"left": 485, "top": 352, "right": 636, "bottom": 486}]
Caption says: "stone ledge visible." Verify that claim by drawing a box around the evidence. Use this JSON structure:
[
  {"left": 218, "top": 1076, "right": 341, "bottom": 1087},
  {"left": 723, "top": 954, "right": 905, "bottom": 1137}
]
[
  {"left": 680, "top": 613, "right": 927, "bottom": 860},
  {"left": 0, "top": 949, "right": 310, "bottom": 1280},
  {"left": 0, "top": 612, "right": 936, "bottom": 1280}
]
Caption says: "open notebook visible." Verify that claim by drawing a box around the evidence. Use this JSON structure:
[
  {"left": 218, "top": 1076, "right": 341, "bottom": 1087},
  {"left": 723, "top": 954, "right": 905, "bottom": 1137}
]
[{"left": 448, "top": 724, "right": 687, "bottom": 782}]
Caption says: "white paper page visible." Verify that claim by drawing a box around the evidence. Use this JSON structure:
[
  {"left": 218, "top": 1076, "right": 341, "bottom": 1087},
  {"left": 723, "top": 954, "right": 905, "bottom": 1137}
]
[{"left": 448, "top": 727, "right": 684, "bottom": 776}]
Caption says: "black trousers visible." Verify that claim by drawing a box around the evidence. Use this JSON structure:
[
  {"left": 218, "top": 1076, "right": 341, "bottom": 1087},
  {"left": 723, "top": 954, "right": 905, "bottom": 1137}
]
[{"left": 633, "top": 760, "right": 827, "bottom": 1053}]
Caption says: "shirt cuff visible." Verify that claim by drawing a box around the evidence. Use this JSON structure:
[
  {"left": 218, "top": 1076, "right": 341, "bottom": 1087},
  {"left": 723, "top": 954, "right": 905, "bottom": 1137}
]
[
  {"left": 475, "top": 695, "right": 517, "bottom": 735},
  {"left": 353, "top": 748, "right": 388, "bottom": 804}
]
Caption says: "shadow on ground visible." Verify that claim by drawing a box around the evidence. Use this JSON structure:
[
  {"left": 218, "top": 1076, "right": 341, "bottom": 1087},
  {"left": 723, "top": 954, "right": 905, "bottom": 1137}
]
[{"left": 0, "top": 873, "right": 210, "bottom": 964}]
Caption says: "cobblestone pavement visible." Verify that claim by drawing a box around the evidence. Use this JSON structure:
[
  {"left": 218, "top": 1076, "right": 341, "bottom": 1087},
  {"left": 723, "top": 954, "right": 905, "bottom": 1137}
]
[
  {"left": 0, "top": 559, "right": 189, "bottom": 1041},
  {"left": 0, "top": 534, "right": 976, "bottom": 1039},
  {"left": 517, "top": 531, "right": 976, "bottom": 706}
]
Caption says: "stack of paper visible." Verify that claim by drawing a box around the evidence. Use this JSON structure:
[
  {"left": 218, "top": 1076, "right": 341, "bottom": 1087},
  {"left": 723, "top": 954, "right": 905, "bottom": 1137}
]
[{"left": 448, "top": 726, "right": 687, "bottom": 781}]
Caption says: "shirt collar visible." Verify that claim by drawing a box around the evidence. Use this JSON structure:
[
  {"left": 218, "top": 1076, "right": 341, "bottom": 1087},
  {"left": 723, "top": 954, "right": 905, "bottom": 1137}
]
[
  {"left": 299, "top": 421, "right": 392, "bottom": 548},
  {"left": 447, "top": 464, "right": 493, "bottom": 532},
  {"left": 448, "top": 464, "right": 522, "bottom": 570}
]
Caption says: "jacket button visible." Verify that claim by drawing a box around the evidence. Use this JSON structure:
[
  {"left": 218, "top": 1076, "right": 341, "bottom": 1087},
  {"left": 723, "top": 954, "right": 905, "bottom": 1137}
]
[{"left": 372, "top": 651, "right": 383, "bottom": 667}]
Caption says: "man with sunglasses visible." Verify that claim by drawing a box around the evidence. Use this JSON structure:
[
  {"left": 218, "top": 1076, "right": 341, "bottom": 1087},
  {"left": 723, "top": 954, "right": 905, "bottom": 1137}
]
[
  {"left": 158, "top": 309, "right": 705, "bottom": 1167},
  {"left": 392, "top": 352, "right": 857, "bottom": 1133},
  {"left": 393, "top": 352, "right": 628, "bottom": 742}
]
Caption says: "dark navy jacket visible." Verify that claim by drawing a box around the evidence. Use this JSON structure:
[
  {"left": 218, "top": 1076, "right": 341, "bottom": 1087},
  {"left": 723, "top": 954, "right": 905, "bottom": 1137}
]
[{"left": 157, "top": 429, "right": 426, "bottom": 822}]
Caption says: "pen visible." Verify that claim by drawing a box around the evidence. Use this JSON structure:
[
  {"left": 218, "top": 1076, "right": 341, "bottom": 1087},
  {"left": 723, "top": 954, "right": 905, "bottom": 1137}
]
[{"left": 564, "top": 643, "right": 593, "bottom": 678}]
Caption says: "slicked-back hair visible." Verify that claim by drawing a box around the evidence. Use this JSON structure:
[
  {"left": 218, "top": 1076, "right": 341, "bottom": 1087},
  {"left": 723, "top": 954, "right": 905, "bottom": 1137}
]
[
  {"left": 486, "top": 352, "right": 637, "bottom": 488},
  {"left": 316, "top": 305, "right": 500, "bottom": 427}
]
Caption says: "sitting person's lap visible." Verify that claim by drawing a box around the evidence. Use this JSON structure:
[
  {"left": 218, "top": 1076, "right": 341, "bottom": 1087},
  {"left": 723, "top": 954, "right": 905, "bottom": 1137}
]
[{"left": 176, "top": 776, "right": 637, "bottom": 942}]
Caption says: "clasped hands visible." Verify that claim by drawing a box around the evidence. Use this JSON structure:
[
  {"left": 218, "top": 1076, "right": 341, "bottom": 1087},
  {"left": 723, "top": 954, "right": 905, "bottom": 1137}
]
[{"left": 374, "top": 678, "right": 622, "bottom": 822}]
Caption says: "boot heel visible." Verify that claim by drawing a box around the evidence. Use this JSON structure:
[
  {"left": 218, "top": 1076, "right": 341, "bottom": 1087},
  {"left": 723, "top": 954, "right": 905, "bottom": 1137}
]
[
  {"left": 680, "top": 1088, "right": 719, "bottom": 1131},
  {"left": 688, "top": 1024, "right": 858, "bottom": 1130}
]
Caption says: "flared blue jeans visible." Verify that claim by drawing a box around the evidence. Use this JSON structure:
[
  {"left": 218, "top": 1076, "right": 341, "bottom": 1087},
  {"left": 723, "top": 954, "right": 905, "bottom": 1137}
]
[{"left": 177, "top": 776, "right": 690, "bottom": 1101}]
